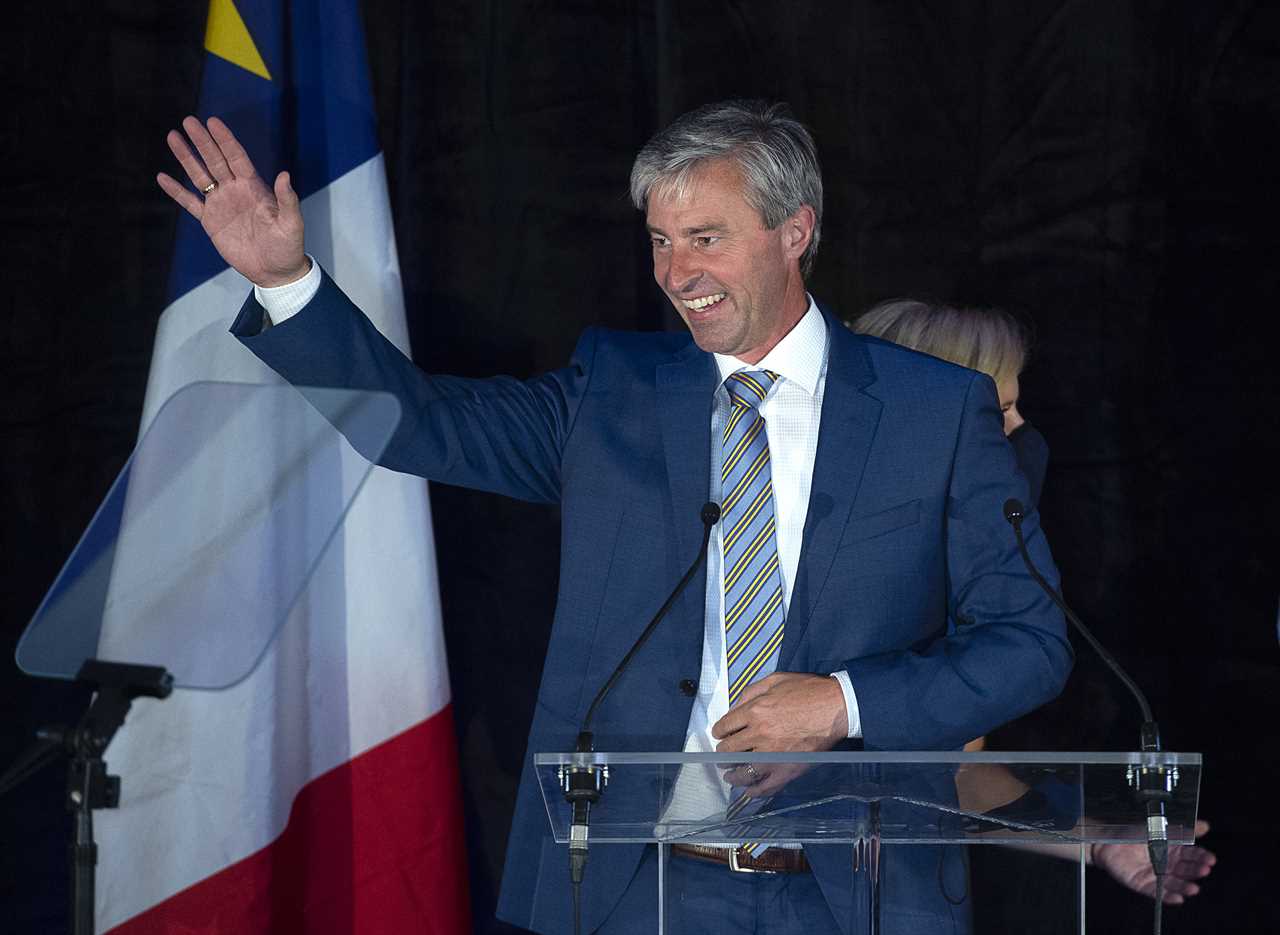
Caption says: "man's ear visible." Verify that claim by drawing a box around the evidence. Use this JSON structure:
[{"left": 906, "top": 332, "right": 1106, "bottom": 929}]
[{"left": 782, "top": 204, "right": 816, "bottom": 261}]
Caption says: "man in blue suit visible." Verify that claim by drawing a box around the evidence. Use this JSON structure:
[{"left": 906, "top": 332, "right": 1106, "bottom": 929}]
[{"left": 159, "top": 100, "right": 1072, "bottom": 934}]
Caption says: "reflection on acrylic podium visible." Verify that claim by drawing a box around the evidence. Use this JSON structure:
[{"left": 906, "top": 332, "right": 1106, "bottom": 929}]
[{"left": 537, "top": 749, "right": 1200, "bottom": 935}]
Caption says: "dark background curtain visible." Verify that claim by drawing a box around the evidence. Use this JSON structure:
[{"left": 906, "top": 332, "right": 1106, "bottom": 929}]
[{"left": 3, "top": 1, "right": 1278, "bottom": 932}]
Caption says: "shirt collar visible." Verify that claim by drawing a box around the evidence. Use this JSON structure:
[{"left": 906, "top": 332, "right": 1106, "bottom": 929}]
[{"left": 713, "top": 295, "right": 827, "bottom": 396}]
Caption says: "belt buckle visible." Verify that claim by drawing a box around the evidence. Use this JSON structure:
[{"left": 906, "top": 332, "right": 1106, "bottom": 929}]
[{"left": 729, "top": 845, "right": 777, "bottom": 874}]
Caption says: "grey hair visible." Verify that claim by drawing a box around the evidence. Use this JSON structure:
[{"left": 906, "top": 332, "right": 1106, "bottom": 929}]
[
  {"left": 630, "top": 100, "right": 824, "bottom": 277},
  {"left": 850, "top": 299, "right": 1030, "bottom": 386}
]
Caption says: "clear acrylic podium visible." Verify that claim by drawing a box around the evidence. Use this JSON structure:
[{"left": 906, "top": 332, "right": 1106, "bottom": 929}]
[{"left": 536, "top": 750, "right": 1201, "bottom": 934}]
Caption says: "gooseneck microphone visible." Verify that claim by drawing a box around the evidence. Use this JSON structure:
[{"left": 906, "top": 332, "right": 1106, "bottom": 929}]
[
  {"left": 1002, "top": 500, "right": 1157, "bottom": 726},
  {"left": 561, "top": 502, "right": 721, "bottom": 935},
  {"left": 1002, "top": 499, "right": 1175, "bottom": 931}
]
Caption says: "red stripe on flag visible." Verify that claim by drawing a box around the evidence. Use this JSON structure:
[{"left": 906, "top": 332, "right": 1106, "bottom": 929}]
[{"left": 106, "top": 705, "right": 471, "bottom": 934}]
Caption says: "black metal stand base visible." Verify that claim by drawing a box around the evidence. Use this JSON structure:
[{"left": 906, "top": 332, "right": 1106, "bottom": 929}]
[{"left": 1, "top": 659, "right": 172, "bottom": 935}]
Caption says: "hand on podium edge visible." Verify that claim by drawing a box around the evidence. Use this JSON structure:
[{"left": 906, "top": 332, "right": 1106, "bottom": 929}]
[
  {"left": 714, "top": 672, "right": 847, "bottom": 797},
  {"left": 1093, "top": 818, "right": 1216, "bottom": 905}
]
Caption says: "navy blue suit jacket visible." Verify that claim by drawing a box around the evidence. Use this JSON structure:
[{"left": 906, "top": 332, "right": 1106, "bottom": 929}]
[{"left": 232, "top": 272, "right": 1072, "bottom": 935}]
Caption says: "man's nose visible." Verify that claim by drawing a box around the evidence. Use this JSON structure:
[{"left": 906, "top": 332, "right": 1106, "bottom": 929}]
[{"left": 666, "top": 247, "right": 701, "bottom": 294}]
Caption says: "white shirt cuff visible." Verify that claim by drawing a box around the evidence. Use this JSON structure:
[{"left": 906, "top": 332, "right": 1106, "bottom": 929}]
[
  {"left": 254, "top": 256, "right": 321, "bottom": 326},
  {"left": 830, "top": 670, "right": 863, "bottom": 738}
]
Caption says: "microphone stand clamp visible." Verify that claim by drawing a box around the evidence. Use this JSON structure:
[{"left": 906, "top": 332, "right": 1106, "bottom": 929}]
[{"left": 561, "top": 730, "right": 608, "bottom": 885}]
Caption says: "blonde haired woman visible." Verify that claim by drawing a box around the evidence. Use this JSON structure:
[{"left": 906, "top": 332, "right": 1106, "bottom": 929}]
[{"left": 851, "top": 299, "right": 1047, "bottom": 504}]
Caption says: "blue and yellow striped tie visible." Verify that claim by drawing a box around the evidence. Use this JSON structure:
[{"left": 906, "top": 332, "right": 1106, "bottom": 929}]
[{"left": 722, "top": 370, "right": 785, "bottom": 707}]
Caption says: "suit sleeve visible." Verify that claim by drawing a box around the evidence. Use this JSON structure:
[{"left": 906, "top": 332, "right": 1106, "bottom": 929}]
[
  {"left": 840, "top": 373, "right": 1074, "bottom": 750},
  {"left": 230, "top": 269, "right": 595, "bottom": 504}
]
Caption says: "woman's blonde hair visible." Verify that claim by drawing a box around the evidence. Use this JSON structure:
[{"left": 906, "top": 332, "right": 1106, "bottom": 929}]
[{"left": 849, "top": 299, "right": 1029, "bottom": 385}]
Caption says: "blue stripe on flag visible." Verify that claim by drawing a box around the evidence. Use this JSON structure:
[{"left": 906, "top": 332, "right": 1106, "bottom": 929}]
[{"left": 167, "top": 0, "right": 382, "bottom": 301}]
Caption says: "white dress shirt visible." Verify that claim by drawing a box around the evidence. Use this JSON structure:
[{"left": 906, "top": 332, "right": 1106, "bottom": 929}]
[
  {"left": 663, "top": 299, "right": 862, "bottom": 823},
  {"left": 254, "top": 257, "right": 321, "bottom": 323}
]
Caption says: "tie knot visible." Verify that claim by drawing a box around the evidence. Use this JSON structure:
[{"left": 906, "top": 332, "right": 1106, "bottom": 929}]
[{"left": 725, "top": 370, "right": 778, "bottom": 410}]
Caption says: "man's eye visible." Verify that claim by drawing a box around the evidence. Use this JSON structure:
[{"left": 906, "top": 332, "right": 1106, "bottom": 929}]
[
  {"left": 696, "top": 236, "right": 718, "bottom": 246},
  {"left": 651, "top": 237, "right": 669, "bottom": 248}
]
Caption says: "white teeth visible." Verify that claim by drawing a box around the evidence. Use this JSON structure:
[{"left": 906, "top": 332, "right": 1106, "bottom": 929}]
[{"left": 682, "top": 293, "right": 726, "bottom": 310}]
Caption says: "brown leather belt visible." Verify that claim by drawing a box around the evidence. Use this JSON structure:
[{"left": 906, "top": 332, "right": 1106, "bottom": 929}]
[{"left": 670, "top": 843, "right": 811, "bottom": 874}]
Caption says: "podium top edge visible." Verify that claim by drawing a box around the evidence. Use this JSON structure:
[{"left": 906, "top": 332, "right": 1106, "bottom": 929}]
[{"left": 533, "top": 751, "right": 1203, "bottom": 766}]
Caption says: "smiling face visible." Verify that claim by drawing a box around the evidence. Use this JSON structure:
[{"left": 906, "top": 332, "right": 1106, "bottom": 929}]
[{"left": 645, "top": 158, "right": 814, "bottom": 364}]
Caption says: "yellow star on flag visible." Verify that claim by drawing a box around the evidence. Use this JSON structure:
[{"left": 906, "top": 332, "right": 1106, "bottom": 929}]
[{"left": 204, "top": 0, "right": 271, "bottom": 80}]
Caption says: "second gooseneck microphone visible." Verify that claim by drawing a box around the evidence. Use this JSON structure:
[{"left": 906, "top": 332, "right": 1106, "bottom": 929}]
[{"left": 1002, "top": 499, "right": 1174, "bottom": 925}]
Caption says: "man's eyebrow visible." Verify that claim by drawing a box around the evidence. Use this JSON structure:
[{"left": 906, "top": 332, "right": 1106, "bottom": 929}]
[{"left": 645, "top": 222, "right": 728, "bottom": 236}]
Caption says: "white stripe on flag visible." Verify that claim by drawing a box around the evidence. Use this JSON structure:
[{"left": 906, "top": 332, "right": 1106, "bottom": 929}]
[{"left": 96, "top": 152, "right": 449, "bottom": 930}]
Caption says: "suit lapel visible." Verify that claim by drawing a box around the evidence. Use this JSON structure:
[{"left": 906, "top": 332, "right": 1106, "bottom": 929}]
[
  {"left": 582, "top": 343, "right": 713, "bottom": 742},
  {"left": 650, "top": 320, "right": 881, "bottom": 674},
  {"left": 780, "top": 314, "right": 882, "bottom": 669},
  {"left": 656, "top": 344, "right": 717, "bottom": 564}
]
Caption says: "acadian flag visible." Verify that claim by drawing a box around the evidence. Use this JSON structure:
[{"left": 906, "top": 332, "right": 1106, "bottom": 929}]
[{"left": 96, "top": 1, "right": 470, "bottom": 931}]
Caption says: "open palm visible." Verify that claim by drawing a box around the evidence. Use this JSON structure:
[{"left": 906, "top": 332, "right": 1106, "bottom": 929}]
[
  {"left": 156, "top": 116, "right": 308, "bottom": 287},
  {"left": 1094, "top": 819, "right": 1217, "bottom": 905}
]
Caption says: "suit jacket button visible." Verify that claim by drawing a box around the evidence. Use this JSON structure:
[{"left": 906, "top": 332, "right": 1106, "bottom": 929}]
[{"left": 679, "top": 678, "right": 697, "bottom": 697}]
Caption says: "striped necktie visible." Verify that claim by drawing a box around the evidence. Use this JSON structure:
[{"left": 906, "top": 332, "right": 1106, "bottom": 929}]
[{"left": 722, "top": 370, "right": 785, "bottom": 706}]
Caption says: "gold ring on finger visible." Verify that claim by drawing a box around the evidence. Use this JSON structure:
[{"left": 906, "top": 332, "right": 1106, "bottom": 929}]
[{"left": 202, "top": 181, "right": 217, "bottom": 194}]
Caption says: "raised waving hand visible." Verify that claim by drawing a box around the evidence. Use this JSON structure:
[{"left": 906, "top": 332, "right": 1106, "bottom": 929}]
[{"left": 157, "top": 116, "right": 309, "bottom": 287}]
